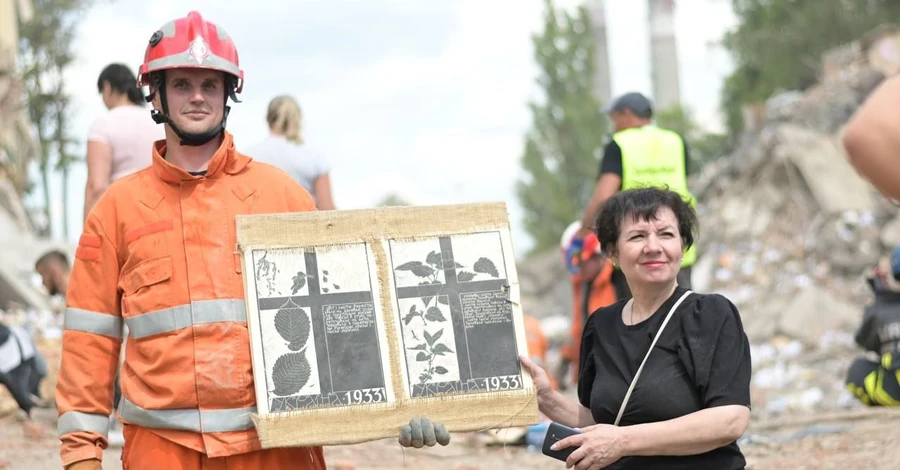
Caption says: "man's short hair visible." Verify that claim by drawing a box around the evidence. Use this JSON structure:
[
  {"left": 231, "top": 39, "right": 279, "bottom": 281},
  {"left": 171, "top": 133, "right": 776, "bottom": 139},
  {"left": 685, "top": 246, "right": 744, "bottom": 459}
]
[
  {"left": 35, "top": 249, "right": 70, "bottom": 271},
  {"left": 602, "top": 92, "right": 654, "bottom": 119}
]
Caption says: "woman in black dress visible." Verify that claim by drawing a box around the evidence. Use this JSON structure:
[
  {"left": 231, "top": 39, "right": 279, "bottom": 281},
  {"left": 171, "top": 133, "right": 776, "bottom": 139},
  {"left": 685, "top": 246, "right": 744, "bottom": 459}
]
[{"left": 520, "top": 187, "right": 752, "bottom": 470}]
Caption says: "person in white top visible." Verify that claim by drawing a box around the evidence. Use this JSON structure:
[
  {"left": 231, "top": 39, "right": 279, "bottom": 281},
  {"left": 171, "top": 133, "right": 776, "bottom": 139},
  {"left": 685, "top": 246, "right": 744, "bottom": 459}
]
[
  {"left": 246, "top": 95, "right": 336, "bottom": 209},
  {"left": 84, "top": 63, "right": 165, "bottom": 220}
]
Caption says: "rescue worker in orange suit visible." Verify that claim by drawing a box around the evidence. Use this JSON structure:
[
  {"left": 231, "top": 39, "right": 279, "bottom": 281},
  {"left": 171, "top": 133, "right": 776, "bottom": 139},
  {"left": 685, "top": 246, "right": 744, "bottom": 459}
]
[
  {"left": 56, "top": 12, "right": 447, "bottom": 470},
  {"left": 555, "top": 222, "right": 616, "bottom": 389},
  {"left": 523, "top": 314, "right": 558, "bottom": 390}
]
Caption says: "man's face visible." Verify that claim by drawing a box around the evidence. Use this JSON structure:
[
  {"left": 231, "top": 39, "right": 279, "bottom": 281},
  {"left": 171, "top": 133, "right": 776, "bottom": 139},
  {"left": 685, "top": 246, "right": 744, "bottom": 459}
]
[
  {"left": 610, "top": 110, "right": 634, "bottom": 133},
  {"left": 154, "top": 68, "right": 225, "bottom": 135},
  {"left": 580, "top": 255, "right": 606, "bottom": 282},
  {"left": 36, "top": 263, "right": 61, "bottom": 296}
]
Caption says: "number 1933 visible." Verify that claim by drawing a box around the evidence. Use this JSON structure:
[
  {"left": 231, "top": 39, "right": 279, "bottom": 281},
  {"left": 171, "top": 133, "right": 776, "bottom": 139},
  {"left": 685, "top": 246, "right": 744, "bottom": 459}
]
[
  {"left": 483, "top": 375, "right": 521, "bottom": 391},
  {"left": 343, "top": 388, "right": 386, "bottom": 405}
]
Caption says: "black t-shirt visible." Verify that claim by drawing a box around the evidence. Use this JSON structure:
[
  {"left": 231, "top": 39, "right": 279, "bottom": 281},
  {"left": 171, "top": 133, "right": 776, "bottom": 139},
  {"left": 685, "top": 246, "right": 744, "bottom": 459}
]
[
  {"left": 577, "top": 287, "right": 751, "bottom": 470},
  {"left": 597, "top": 136, "right": 691, "bottom": 183}
]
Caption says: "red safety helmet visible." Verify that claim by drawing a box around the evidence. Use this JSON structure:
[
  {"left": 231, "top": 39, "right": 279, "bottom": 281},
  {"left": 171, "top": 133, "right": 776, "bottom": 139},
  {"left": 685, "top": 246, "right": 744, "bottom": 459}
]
[
  {"left": 137, "top": 11, "right": 243, "bottom": 146},
  {"left": 560, "top": 221, "right": 603, "bottom": 265},
  {"left": 138, "top": 11, "right": 243, "bottom": 92}
]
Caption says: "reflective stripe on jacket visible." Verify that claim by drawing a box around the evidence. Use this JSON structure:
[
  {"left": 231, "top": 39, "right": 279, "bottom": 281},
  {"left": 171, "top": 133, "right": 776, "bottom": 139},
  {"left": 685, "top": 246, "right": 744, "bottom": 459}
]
[{"left": 56, "top": 131, "right": 318, "bottom": 467}]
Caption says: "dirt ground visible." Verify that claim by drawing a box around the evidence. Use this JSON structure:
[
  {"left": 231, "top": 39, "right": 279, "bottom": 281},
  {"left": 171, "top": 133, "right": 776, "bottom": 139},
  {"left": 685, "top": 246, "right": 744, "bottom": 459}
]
[
  {"left": 5, "top": 407, "right": 900, "bottom": 470},
  {"left": 8, "top": 341, "right": 900, "bottom": 469}
]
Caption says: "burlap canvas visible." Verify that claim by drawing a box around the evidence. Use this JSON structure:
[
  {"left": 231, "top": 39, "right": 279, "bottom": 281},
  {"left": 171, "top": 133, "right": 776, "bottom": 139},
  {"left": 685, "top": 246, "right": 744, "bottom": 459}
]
[{"left": 235, "top": 202, "right": 539, "bottom": 448}]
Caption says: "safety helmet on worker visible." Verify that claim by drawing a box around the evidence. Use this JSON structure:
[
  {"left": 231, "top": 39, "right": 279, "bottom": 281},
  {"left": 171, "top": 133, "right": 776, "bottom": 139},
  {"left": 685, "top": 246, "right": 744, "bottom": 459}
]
[
  {"left": 137, "top": 11, "right": 244, "bottom": 146},
  {"left": 560, "top": 221, "right": 602, "bottom": 264}
]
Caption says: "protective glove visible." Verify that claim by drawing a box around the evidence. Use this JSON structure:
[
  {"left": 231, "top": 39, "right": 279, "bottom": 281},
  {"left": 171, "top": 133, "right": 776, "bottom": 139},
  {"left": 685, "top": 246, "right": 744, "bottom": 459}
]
[
  {"left": 398, "top": 417, "right": 451, "bottom": 448},
  {"left": 564, "top": 236, "right": 585, "bottom": 274}
]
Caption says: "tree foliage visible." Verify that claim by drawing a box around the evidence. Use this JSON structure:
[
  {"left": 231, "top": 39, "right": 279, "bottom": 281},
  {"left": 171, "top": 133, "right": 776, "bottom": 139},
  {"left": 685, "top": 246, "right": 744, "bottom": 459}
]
[
  {"left": 721, "top": 0, "right": 900, "bottom": 137},
  {"left": 517, "top": 0, "right": 608, "bottom": 254},
  {"left": 18, "top": 0, "right": 94, "bottom": 237}
]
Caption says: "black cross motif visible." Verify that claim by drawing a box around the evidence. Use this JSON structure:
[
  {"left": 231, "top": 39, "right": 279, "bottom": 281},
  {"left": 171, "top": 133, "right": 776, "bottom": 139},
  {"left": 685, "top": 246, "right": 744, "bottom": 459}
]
[
  {"left": 256, "top": 251, "right": 378, "bottom": 411},
  {"left": 394, "top": 236, "right": 517, "bottom": 397}
]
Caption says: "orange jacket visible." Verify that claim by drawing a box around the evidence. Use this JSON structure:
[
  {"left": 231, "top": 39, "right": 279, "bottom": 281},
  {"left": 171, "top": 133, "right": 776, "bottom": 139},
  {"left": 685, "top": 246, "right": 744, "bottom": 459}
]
[
  {"left": 523, "top": 314, "right": 560, "bottom": 391},
  {"left": 560, "top": 261, "right": 615, "bottom": 379},
  {"left": 56, "top": 132, "right": 321, "bottom": 467},
  {"left": 523, "top": 315, "right": 548, "bottom": 365}
]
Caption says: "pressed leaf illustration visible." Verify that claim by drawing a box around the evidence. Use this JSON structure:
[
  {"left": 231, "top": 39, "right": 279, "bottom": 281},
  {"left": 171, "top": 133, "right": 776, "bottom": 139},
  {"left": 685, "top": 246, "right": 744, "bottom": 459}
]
[
  {"left": 473, "top": 257, "right": 500, "bottom": 278},
  {"left": 424, "top": 307, "right": 445, "bottom": 322},
  {"left": 426, "top": 250, "right": 443, "bottom": 268},
  {"left": 395, "top": 243, "right": 502, "bottom": 386},
  {"left": 271, "top": 298, "right": 313, "bottom": 397},
  {"left": 291, "top": 271, "right": 307, "bottom": 294},
  {"left": 271, "top": 352, "right": 311, "bottom": 396},
  {"left": 432, "top": 343, "right": 453, "bottom": 355},
  {"left": 396, "top": 261, "right": 424, "bottom": 270},
  {"left": 255, "top": 251, "right": 281, "bottom": 296},
  {"left": 274, "top": 306, "right": 310, "bottom": 351}
]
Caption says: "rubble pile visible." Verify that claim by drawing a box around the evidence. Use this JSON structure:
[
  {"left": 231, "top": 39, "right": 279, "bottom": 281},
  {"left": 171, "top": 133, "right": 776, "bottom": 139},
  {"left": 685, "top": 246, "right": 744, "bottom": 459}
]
[{"left": 690, "top": 29, "right": 900, "bottom": 418}]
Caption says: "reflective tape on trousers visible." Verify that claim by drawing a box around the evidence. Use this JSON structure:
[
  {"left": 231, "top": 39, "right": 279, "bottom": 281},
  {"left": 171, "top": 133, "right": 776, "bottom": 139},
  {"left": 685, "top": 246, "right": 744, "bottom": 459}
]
[
  {"left": 58, "top": 411, "right": 111, "bottom": 439},
  {"left": 64, "top": 308, "right": 123, "bottom": 339},
  {"left": 124, "top": 299, "right": 247, "bottom": 339},
  {"left": 118, "top": 396, "right": 256, "bottom": 433}
]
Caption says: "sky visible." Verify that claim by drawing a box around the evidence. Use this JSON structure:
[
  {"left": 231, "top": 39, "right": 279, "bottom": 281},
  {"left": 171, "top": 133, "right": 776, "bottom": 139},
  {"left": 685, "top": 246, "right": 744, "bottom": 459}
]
[{"left": 31, "top": 0, "right": 737, "bottom": 258}]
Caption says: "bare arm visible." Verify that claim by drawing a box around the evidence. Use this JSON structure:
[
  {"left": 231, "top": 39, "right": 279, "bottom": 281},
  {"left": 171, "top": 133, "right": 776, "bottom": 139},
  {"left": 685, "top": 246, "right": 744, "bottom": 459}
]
[
  {"left": 578, "top": 173, "right": 621, "bottom": 235},
  {"left": 555, "top": 405, "right": 749, "bottom": 468},
  {"left": 620, "top": 405, "right": 749, "bottom": 456},
  {"left": 312, "top": 173, "right": 336, "bottom": 210},
  {"left": 83, "top": 141, "right": 113, "bottom": 221},
  {"left": 519, "top": 355, "right": 594, "bottom": 428},
  {"left": 842, "top": 74, "right": 900, "bottom": 200}
]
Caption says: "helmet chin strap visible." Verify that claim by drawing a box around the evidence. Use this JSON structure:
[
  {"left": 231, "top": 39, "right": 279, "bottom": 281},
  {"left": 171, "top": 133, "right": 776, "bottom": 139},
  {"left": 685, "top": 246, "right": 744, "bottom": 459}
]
[
  {"left": 150, "top": 106, "right": 230, "bottom": 147},
  {"left": 147, "top": 71, "right": 237, "bottom": 147}
]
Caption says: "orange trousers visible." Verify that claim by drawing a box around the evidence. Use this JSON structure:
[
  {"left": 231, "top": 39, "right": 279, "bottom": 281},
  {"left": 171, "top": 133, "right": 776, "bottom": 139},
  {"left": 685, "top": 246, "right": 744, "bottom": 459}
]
[{"left": 121, "top": 425, "right": 326, "bottom": 470}]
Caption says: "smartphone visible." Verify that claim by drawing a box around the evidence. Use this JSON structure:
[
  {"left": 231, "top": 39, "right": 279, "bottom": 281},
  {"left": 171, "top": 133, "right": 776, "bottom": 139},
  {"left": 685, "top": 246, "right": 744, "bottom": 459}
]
[{"left": 541, "top": 422, "right": 582, "bottom": 461}]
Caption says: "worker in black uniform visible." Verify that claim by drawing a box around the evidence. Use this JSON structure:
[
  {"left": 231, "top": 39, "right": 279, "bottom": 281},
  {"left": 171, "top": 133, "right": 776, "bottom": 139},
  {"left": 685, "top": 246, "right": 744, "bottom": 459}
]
[
  {"left": 846, "top": 244, "right": 900, "bottom": 406},
  {"left": 0, "top": 323, "right": 46, "bottom": 412}
]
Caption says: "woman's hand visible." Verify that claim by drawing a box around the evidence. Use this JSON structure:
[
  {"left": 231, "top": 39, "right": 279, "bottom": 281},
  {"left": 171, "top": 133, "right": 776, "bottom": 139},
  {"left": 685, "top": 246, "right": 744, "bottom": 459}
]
[
  {"left": 518, "top": 355, "right": 554, "bottom": 400},
  {"left": 551, "top": 423, "right": 625, "bottom": 470}
]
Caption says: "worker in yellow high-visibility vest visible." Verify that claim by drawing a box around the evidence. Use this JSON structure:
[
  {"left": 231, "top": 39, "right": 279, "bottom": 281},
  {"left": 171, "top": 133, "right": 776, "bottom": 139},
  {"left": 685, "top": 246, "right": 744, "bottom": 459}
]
[{"left": 568, "top": 92, "right": 697, "bottom": 300}]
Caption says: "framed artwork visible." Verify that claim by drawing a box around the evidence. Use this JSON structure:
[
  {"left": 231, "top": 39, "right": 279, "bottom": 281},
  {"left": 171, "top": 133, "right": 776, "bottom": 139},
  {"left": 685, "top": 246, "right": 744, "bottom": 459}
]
[{"left": 237, "top": 203, "right": 537, "bottom": 448}]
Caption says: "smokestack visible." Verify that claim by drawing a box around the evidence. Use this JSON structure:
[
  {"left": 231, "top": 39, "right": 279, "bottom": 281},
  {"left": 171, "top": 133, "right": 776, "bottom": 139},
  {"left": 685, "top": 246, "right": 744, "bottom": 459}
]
[
  {"left": 586, "top": 0, "right": 612, "bottom": 107},
  {"left": 648, "top": 0, "right": 681, "bottom": 110}
]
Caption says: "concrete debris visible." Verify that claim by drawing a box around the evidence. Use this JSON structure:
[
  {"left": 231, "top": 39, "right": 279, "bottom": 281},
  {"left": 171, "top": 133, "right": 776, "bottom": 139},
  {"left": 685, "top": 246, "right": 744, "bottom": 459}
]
[
  {"left": 777, "top": 287, "right": 859, "bottom": 346},
  {"left": 693, "top": 28, "right": 900, "bottom": 417},
  {"left": 880, "top": 214, "right": 900, "bottom": 248}
]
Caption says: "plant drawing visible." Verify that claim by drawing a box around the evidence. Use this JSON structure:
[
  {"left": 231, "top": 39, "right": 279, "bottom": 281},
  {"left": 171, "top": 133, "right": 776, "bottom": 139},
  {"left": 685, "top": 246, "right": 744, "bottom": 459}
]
[
  {"left": 271, "top": 298, "right": 312, "bottom": 396},
  {"left": 395, "top": 249, "right": 501, "bottom": 385},
  {"left": 271, "top": 262, "right": 344, "bottom": 397},
  {"left": 255, "top": 251, "right": 281, "bottom": 297},
  {"left": 291, "top": 266, "right": 341, "bottom": 294}
]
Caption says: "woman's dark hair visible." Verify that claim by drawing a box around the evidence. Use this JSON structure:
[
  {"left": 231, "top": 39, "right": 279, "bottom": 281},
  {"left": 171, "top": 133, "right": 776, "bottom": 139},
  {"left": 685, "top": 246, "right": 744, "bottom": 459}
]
[
  {"left": 97, "top": 63, "right": 145, "bottom": 106},
  {"left": 595, "top": 187, "right": 698, "bottom": 257}
]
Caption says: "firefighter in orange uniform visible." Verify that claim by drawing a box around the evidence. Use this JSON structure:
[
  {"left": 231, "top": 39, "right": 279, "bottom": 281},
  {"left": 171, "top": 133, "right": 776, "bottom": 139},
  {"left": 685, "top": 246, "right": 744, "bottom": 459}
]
[
  {"left": 56, "top": 11, "right": 446, "bottom": 470},
  {"left": 523, "top": 314, "right": 559, "bottom": 391},
  {"left": 555, "top": 222, "right": 617, "bottom": 389}
]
